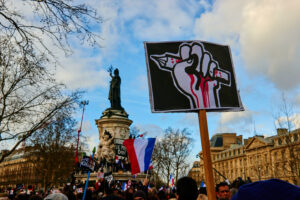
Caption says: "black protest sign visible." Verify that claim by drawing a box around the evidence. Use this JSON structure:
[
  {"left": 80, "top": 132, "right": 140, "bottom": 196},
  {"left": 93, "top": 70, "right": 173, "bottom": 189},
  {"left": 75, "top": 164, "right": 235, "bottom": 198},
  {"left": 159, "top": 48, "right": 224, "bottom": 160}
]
[
  {"left": 144, "top": 41, "right": 244, "bottom": 112},
  {"left": 80, "top": 156, "right": 95, "bottom": 172},
  {"left": 114, "top": 138, "right": 127, "bottom": 158}
]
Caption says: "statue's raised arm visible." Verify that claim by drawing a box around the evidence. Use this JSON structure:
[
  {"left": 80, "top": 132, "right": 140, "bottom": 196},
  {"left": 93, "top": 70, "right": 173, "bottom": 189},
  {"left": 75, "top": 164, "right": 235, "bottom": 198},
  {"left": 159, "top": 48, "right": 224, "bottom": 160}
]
[{"left": 108, "top": 68, "right": 122, "bottom": 110}]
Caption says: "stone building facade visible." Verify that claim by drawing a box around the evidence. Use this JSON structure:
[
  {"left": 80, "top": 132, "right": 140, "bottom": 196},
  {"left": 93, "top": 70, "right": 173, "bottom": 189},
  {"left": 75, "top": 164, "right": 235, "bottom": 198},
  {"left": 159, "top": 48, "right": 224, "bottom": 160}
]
[
  {"left": 188, "top": 128, "right": 300, "bottom": 186},
  {"left": 0, "top": 147, "right": 37, "bottom": 188},
  {"left": 0, "top": 146, "right": 76, "bottom": 189}
]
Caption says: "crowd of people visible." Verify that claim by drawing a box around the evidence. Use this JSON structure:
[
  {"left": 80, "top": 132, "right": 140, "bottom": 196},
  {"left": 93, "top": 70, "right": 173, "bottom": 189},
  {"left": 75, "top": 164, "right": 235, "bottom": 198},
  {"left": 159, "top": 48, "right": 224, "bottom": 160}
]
[{"left": 1, "top": 176, "right": 300, "bottom": 200}]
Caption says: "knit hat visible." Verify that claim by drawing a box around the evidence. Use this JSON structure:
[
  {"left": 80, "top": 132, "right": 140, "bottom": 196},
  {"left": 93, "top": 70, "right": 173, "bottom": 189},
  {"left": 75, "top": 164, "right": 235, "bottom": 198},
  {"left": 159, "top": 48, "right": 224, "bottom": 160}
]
[
  {"left": 44, "top": 193, "right": 68, "bottom": 200},
  {"left": 133, "top": 190, "right": 146, "bottom": 199},
  {"left": 231, "top": 179, "right": 300, "bottom": 200}
]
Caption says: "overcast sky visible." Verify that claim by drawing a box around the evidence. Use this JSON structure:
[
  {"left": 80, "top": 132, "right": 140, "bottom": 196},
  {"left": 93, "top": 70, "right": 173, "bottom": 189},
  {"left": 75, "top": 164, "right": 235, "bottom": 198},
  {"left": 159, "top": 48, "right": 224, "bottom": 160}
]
[{"left": 21, "top": 0, "right": 300, "bottom": 163}]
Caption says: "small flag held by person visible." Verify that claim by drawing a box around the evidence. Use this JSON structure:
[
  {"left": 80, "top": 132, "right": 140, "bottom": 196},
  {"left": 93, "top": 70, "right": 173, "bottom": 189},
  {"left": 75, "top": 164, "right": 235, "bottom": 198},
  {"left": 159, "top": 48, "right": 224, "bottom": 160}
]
[
  {"left": 122, "top": 182, "right": 128, "bottom": 191},
  {"left": 200, "top": 181, "right": 206, "bottom": 188},
  {"left": 123, "top": 138, "right": 156, "bottom": 175},
  {"left": 169, "top": 174, "right": 175, "bottom": 187}
]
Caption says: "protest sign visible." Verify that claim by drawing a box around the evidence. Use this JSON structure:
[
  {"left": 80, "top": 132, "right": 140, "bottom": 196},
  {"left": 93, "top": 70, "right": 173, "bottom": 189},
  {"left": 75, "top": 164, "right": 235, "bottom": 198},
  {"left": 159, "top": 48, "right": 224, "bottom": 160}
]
[
  {"left": 80, "top": 156, "right": 95, "bottom": 172},
  {"left": 144, "top": 41, "right": 243, "bottom": 112},
  {"left": 114, "top": 138, "right": 127, "bottom": 159}
]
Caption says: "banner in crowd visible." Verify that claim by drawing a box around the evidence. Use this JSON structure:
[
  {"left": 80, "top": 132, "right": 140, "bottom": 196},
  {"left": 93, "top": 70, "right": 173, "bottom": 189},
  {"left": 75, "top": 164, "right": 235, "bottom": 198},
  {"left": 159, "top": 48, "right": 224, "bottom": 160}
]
[
  {"left": 144, "top": 41, "right": 244, "bottom": 112},
  {"left": 114, "top": 138, "right": 128, "bottom": 159},
  {"left": 123, "top": 138, "right": 156, "bottom": 175},
  {"left": 80, "top": 155, "right": 95, "bottom": 171}
]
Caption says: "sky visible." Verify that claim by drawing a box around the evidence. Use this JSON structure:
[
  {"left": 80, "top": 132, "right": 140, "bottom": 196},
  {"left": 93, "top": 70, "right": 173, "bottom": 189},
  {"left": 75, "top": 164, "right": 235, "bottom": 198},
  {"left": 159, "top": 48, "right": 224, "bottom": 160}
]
[{"left": 29, "top": 0, "right": 300, "bottom": 165}]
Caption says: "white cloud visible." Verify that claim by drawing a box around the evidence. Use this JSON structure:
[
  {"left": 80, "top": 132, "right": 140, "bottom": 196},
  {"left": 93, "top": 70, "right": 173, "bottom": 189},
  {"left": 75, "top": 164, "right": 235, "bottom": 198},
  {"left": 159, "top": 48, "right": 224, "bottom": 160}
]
[
  {"left": 194, "top": 0, "right": 300, "bottom": 90},
  {"left": 55, "top": 50, "right": 109, "bottom": 90},
  {"left": 276, "top": 113, "right": 300, "bottom": 130},
  {"left": 86, "top": 134, "right": 99, "bottom": 153},
  {"left": 133, "top": 123, "right": 164, "bottom": 138},
  {"left": 220, "top": 110, "right": 253, "bottom": 125},
  {"left": 215, "top": 109, "right": 254, "bottom": 134},
  {"left": 291, "top": 114, "right": 300, "bottom": 129},
  {"left": 82, "top": 121, "right": 92, "bottom": 132},
  {"left": 94, "top": 0, "right": 198, "bottom": 44}
]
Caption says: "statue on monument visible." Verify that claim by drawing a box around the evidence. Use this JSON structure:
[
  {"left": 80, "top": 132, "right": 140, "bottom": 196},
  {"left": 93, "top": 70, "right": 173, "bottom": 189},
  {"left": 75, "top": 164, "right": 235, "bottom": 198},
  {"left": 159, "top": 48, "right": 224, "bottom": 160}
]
[
  {"left": 108, "top": 66, "right": 123, "bottom": 110},
  {"left": 99, "top": 130, "right": 115, "bottom": 161}
]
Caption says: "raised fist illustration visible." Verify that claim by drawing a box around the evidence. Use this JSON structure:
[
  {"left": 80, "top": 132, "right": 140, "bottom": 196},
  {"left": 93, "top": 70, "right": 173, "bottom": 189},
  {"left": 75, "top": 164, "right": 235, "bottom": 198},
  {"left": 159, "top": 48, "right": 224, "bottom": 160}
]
[{"left": 150, "top": 42, "right": 231, "bottom": 109}]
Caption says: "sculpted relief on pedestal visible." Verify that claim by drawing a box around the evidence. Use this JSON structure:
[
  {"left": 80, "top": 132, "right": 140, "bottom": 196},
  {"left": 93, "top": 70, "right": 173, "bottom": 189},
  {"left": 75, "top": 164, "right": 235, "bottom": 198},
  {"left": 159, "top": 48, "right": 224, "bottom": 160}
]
[{"left": 99, "top": 130, "right": 115, "bottom": 161}]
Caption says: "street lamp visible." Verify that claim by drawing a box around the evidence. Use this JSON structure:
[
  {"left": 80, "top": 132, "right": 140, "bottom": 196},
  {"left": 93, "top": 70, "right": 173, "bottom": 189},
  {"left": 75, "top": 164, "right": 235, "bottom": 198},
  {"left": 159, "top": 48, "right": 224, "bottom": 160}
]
[{"left": 75, "top": 100, "right": 89, "bottom": 164}]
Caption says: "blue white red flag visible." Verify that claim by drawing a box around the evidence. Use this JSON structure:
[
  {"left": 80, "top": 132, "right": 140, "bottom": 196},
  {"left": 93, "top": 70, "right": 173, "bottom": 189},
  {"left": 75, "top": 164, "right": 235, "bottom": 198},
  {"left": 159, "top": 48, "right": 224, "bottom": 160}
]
[
  {"left": 123, "top": 138, "right": 156, "bottom": 175},
  {"left": 148, "top": 160, "right": 153, "bottom": 170},
  {"left": 200, "top": 181, "right": 206, "bottom": 188},
  {"left": 122, "top": 182, "right": 128, "bottom": 191},
  {"left": 169, "top": 174, "right": 175, "bottom": 187}
]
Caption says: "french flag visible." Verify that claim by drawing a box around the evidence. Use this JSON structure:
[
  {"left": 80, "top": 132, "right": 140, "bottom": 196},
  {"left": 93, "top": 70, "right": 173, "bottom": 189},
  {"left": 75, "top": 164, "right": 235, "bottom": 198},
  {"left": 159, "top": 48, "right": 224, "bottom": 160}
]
[
  {"left": 122, "top": 182, "right": 128, "bottom": 191},
  {"left": 123, "top": 138, "right": 156, "bottom": 175},
  {"left": 148, "top": 160, "right": 153, "bottom": 170},
  {"left": 200, "top": 181, "right": 206, "bottom": 188}
]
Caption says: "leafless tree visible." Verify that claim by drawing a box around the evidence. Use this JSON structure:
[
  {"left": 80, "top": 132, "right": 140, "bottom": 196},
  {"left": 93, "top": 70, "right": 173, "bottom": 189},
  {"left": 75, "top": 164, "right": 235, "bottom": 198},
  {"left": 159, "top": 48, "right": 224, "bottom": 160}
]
[
  {"left": 0, "top": 0, "right": 102, "bottom": 57},
  {"left": 152, "top": 127, "right": 193, "bottom": 185},
  {"left": 26, "top": 109, "right": 79, "bottom": 190},
  {"left": 0, "top": 38, "right": 82, "bottom": 163},
  {"left": 273, "top": 92, "right": 300, "bottom": 184},
  {"left": 0, "top": 0, "right": 99, "bottom": 163}
]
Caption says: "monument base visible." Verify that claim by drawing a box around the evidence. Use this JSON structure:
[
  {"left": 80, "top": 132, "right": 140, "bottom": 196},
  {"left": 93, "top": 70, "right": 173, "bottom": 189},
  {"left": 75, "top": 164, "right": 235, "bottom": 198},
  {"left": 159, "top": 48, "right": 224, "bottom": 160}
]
[{"left": 75, "top": 171, "right": 147, "bottom": 183}]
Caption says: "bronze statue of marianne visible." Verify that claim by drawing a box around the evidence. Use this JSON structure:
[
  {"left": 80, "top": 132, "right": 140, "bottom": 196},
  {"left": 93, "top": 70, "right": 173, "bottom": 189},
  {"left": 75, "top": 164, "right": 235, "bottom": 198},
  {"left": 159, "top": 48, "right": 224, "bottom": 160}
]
[{"left": 108, "top": 68, "right": 122, "bottom": 110}]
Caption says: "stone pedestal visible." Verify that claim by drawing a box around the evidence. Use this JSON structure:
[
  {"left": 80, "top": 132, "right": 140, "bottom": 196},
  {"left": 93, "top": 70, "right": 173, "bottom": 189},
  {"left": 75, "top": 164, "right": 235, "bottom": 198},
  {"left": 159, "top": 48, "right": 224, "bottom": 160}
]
[
  {"left": 95, "top": 108, "right": 132, "bottom": 161},
  {"left": 75, "top": 171, "right": 147, "bottom": 183}
]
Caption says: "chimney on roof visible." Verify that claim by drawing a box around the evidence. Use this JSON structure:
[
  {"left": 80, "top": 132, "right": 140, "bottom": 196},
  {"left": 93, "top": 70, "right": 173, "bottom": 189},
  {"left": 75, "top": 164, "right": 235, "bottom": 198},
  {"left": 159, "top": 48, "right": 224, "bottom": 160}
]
[{"left": 277, "top": 128, "right": 288, "bottom": 135}]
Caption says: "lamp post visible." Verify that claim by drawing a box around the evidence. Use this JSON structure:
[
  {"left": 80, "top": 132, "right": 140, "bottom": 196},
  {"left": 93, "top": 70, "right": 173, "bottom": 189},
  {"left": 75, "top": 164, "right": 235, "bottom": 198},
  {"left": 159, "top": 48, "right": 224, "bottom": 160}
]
[{"left": 75, "top": 100, "right": 89, "bottom": 164}]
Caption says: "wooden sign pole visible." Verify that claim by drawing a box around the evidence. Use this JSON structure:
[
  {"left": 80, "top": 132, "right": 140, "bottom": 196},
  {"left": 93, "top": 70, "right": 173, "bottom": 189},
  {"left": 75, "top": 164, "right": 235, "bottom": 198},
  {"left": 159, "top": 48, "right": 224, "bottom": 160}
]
[{"left": 198, "top": 109, "right": 216, "bottom": 200}]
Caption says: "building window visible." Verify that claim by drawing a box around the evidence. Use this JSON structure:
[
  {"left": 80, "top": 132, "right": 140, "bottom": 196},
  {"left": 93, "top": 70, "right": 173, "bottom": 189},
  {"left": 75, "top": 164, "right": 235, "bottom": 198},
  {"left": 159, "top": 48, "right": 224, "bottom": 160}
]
[
  {"left": 294, "top": 134, "right": 298, "bottom": 142},
  {"left": 229, "top": 151, "right": 231, "bottom": 156},
  {"left": 233, "top": 150, "right": 236, "bottom": 156},
  {"left": 281, "top": 150, "right": 285, "bottom": 160},
  {"left": 238, "top": 149, "right": 240, "bottom": 154},
  {"left": 285, "top": 136, "right": 290, "bottom": 144},
  {"left": 278, "top": 138, "right": 282, "bottom": 145}
]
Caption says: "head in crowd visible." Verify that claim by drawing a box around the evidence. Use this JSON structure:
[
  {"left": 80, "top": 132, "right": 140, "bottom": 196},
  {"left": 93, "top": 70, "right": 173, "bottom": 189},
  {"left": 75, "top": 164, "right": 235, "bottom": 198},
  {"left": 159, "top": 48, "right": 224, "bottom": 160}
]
[
  {"left": 44, "top": 193, "right": 68, "bottom": 200},
  {"left": 157, "top": 190, "right": 167, "bottom": 200},
  {"left": 133, "top": 190, "right": 147, "bottom": 200},
  {"left": 216, "top": 182, "right": 231, "bottom": 200},
  {"left": 176, "top": 176, "right": 198, "bottom": 200},
  {"left": 231, "top": 179, "right": 300, "bottom": 200}
]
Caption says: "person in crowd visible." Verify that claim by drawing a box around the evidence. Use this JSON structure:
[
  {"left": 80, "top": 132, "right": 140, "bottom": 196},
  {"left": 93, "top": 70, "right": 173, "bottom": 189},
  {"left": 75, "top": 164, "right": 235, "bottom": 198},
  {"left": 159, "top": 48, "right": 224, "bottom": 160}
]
[
  {"left": 147, "top": 187, "right": 159, "bottom": 200},
  {"left": 133, "top": 190, "right": 146, "bottom": 200},
  {"left": 175, "top": 176, "right": 198, "bottom": 200},
  {"left": 198, "top": 187, "right": 208, "bottom": 200},
  {"left": 168, "top": 193, "right": 176, "bottom": 200},
  {"left": 125, "top": 187, "right": 134, "bottom": 200},
  {"left": 157, "top": 190, "right": 167, "bottom": 200},
  {"left": 44, "top": 193, "right": 68, "bottom": 200},
  {"left": 231, "top": 179, "right": 300, "bottom": 200},
  {"left": 216, "top": 182, "right": 231, "bottom": 200}
]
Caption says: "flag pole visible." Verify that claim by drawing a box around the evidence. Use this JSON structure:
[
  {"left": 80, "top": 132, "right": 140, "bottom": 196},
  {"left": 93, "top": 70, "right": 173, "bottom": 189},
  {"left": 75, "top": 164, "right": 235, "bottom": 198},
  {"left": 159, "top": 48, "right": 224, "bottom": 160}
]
[
  {"left": 82, "top": 147, "right": 96, "bottom": 200},
  {"left": 198, "top": 109, "right": 216, "bottom": 200},
  {"left": 145, "top": 170, "right": 149, "bottom": 179}
]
